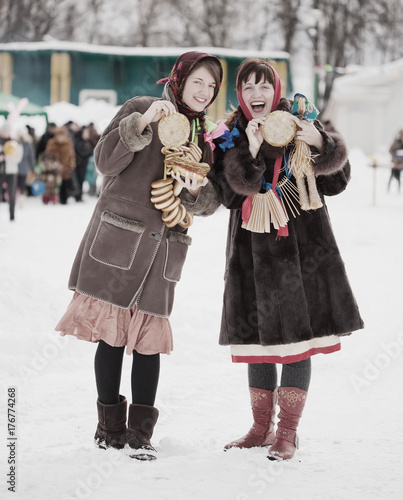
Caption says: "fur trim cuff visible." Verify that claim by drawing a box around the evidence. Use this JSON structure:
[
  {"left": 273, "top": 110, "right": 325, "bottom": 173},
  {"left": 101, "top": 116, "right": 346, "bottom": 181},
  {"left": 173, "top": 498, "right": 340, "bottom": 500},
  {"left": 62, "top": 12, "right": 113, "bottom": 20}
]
[
  {"left": 119, "top": 112, "right": 153, "bottom": 152},
  {"left": 312, "top": 131, "right": 348, "bottom": 175},
  {"left": 167, "top": 230, "right": 192, "bottom": 246},
  {"left": 179, "top": 181, "right": 217, "bottom": 216},
  {"left": 101, "top": 210, "right": 146, "bottom": 233}
]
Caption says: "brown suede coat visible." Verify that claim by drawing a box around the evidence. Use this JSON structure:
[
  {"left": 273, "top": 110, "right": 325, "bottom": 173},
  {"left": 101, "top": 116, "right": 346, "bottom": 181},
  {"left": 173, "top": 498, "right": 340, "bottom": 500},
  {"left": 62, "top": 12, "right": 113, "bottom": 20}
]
[
  {"left": 68, "top": 96, "right": 217, "bottom": 315},
  {"left": 209, "top": 99, "right": 364, "bottom": 347}
]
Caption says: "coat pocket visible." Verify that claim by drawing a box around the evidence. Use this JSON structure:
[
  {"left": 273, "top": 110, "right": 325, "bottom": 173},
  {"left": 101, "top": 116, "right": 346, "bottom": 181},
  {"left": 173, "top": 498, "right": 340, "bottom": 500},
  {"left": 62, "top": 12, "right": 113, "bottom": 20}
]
[
  {"left": 90, "top": 210, "right": 146, "bottom": 270},
  {"left": 163, "top": 231, "right": 192, "bottom": 282}
]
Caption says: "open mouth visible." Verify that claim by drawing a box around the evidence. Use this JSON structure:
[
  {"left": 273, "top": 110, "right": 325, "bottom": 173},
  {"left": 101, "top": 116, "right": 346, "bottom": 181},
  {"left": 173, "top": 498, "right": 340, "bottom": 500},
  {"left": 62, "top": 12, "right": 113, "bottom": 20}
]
[
  {"left": 194, "top": 97, "right": 207, "bottom": 104},
  {"left": 251, "top": 101, "right": 266, "bottom": 113}
]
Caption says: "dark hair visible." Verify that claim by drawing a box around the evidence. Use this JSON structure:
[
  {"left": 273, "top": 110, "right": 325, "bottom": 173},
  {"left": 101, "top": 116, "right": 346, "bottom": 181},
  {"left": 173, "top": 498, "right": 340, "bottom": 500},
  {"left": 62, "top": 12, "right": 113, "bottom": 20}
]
[
  {"left": 225, "top": 58, "right": 275, "bottom": 129},
  {"left": 236, "top": 58, "right": 275, "bottom": 90},
  {"left": 189, "top": 58, "right": 222, "bottom": 165}
]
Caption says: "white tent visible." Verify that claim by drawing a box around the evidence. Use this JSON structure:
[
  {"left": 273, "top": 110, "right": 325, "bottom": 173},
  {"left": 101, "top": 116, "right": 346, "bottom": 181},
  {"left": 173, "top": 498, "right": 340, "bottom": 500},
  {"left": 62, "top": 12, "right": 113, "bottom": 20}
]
[{"left": 323, "top": 58, "right": 403, "bottom": 156}]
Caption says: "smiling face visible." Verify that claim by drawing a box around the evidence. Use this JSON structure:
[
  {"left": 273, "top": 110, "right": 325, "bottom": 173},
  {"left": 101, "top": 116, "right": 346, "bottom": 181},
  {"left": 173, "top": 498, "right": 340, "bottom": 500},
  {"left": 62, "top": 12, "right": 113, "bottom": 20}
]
[
  {"left": 182, "top": 66, "right": 217, "bottom": 113},
  {"left": 241, "top": 73, "right": 275, "bottom": 119}
]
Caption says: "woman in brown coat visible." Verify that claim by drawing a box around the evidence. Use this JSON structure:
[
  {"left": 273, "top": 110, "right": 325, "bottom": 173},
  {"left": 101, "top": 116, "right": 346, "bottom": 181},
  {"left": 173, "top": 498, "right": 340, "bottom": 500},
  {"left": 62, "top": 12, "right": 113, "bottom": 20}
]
[{"left": 55, "top": 52, "right": 223, "bottom": 460}]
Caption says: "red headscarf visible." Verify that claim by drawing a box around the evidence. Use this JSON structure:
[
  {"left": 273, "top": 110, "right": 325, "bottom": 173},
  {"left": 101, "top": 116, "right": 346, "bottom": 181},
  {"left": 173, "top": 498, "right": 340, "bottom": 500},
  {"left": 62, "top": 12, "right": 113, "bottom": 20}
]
[
  {"left": 157, "top": 51, "right": 223, "bottom": 119},
  {"left": 236, "top": 62, "right": 282, "bottom": 121},
  {"left": 237, "top": 61, "right": 288, "bottom": 237}
]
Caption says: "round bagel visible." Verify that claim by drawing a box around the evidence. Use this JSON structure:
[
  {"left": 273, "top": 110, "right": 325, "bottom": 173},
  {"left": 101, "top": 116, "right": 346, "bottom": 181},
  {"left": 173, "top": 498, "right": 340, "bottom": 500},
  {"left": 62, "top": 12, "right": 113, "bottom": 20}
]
[
  {"left": 154, "top": 194, "right": 176, "bottom": 211},
  {"left": 151, "top": 177, "right": 173, "bottom": 189},
  {"left": 162, "top": 205, "right": 180, "bottom": 223},
  {"left": 151, "top": 184, "right": 173, "bottom": 196}
]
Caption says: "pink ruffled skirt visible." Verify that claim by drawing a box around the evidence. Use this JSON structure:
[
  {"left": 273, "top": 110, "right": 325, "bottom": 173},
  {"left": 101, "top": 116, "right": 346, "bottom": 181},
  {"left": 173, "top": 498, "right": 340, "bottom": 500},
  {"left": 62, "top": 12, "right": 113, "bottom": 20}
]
[{"left": 55, "top": 292, "right": 173, "bottom": 355}]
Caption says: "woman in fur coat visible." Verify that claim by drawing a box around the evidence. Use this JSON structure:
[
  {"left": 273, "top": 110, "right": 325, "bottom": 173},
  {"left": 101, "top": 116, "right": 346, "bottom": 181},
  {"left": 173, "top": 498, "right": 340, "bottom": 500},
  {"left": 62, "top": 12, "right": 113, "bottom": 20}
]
[
  {"left": 55, "top": 51, "right": 223, "bottom": 460},
  {"left": 43, "top": 127, "right": 76, "bottom": 204},
  {"left": 210, "top": 59, "right": 364, "bottom": 461}
]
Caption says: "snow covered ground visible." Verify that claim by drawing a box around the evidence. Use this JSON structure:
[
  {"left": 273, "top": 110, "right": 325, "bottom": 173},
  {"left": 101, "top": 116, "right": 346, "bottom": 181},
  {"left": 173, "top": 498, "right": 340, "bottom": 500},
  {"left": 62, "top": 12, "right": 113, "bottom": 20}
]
[{"left": 1, "top": 148, "right": 403, "bottom": 500}]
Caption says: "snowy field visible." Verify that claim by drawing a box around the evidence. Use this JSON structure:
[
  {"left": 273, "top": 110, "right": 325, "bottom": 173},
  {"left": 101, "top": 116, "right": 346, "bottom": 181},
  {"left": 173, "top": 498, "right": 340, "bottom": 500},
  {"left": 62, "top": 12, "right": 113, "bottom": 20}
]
[{"left": 1, "top": 148, "right": 403, "bottom": 500}]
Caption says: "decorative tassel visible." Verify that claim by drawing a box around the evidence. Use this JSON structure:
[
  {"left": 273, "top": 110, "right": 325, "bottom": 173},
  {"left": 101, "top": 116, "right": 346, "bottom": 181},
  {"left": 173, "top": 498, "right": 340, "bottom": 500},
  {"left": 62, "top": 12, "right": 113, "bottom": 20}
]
[
  {"left": 296, "top": 177, "right": 311, "bottom": 211},
  {"left": 241, "top": 191, "right": 288, "bottom": 234},
  {"left": 306, "top": 172, "right": 323, "bottom": 209},
  {"left": 277, "top": 176, "right": 300, "bottom": 218}
]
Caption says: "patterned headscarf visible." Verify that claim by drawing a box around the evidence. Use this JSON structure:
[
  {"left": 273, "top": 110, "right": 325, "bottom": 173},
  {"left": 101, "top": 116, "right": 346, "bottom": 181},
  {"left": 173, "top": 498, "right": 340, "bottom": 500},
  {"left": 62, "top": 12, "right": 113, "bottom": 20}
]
[
  {"left": 236, "top": 61, "right": 282, "bottom": 121},
  {"left": 157, "top": 51, "right": 223, "bottom": 119}
]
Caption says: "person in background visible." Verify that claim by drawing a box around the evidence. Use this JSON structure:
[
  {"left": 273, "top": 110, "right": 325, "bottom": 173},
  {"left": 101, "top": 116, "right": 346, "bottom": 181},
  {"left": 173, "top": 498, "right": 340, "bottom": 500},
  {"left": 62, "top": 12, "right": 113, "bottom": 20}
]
[
  {"left": 388, "top": 129, "right": 403, "bottom": 193},
  {"left": 43, "top": 127, "right": 76, "bottom": 204},
  {"left": 84, "top": 153, "right": 99, "bottom": 196},
  {"left": 26, "top": 125, "right": 37, "bottom": 150},
  {"left": 0, "top": 124, "right": 23, "bottom": 221},
  {"left": 36, "top": 122, "right": 57, "bottom": 161},
  {"left": 16, "top": 127, "right": 36, "bottom": 205},
  {"left": 87, "top": 122, "right": 101, "bottom": 149},
  {"left": 64, "top": 120, "right": 80, "bottom": 141},
  {"left": 73, "top": 126, "right": 94, "bottom": 202}
]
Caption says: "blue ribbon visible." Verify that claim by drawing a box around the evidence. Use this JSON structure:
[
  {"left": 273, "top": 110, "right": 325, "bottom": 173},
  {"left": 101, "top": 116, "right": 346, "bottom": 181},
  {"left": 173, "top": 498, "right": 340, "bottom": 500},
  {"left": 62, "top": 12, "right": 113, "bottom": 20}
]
[
  {"left": 284, "top": 150, "right": 292, "bottom": 179},
  {"left": 219, "top": 121, "right": 240, "bottom": 151},
  {"left": 261, "top": 178, "right": 283, "bottom": 198}
]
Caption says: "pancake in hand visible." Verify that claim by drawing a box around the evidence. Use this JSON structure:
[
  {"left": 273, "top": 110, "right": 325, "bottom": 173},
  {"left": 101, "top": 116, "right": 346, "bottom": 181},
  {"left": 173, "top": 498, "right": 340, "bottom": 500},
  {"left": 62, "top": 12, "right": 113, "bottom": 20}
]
[
  {"left": 262, "top": 110, "right": 296, "bottom": 147},
  {"left": 158, "top": 112, "right": 191, "bottom": 149}
]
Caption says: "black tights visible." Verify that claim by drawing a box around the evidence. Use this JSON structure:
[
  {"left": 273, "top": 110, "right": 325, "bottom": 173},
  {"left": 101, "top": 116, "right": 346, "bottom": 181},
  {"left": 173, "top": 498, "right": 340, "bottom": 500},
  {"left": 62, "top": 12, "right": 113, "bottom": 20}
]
[
  {"left": 248, "top": 358, "right": 311, "bottom": 392},
  {"left": 94, "top": 340, "right": 160, "bottom": 406}
]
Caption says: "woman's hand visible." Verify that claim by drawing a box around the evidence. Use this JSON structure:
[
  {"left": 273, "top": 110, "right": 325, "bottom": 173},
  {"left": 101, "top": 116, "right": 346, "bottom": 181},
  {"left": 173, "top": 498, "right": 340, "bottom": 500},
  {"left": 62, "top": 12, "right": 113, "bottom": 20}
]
[
  {"left": 138, "top": 100, "right": 176, "bottom": 134},
  {"left": 291, "top": 115, "right": 324, "bottom": 152},
  {"left": 245, "top": 118, "right": 266, "bottom": 158},
  {"left": 171, "top": 170, "right": 208, "bottom": 198}
]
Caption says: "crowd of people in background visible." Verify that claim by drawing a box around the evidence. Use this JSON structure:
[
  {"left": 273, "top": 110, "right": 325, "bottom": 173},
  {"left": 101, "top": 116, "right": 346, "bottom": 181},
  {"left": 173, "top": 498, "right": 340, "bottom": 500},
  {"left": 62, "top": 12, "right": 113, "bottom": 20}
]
[
  {"left": 1, "top": 114, "right": 403, "bottom": 223},
  {"left": 0, "top": 120, "right": 100, "bottom": 221}
]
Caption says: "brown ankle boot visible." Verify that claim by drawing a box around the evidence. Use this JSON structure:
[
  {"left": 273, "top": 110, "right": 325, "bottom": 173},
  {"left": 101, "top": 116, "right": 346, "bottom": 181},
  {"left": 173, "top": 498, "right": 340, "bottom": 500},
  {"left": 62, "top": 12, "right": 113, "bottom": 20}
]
[
  {"left": 224, "top": 387, "right": 277, "bottom": 450},
  {"left": 94, "top": 395, "right": 127, "bottom": 450},
  {"left": 126, "top": 404, "right": 159, "bottom": 460},
  {"left": 268, "top": 387, "right": 307, "bottom": 461}
]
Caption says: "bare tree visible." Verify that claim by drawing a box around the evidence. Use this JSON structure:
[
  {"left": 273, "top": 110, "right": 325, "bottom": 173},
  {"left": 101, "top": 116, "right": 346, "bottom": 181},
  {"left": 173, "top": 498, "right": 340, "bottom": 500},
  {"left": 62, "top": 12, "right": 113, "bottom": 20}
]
[
  {"left": 169, "top": 0, "right": 235, "bottom": 47},
  {"left": 366, "top": 0, "right": 403, "bottom": 63},
  {"left": 86, "top": 0, "right": 104, "bottom": 44},
  {"left": 0, "top": 0, "right": 70, "bottom": 42},
  {"left": 306, "top": 0, "right": 370, "bottom": 112},
  {"left": 273, "top": 0, "right": 302, "bottom": 53}
]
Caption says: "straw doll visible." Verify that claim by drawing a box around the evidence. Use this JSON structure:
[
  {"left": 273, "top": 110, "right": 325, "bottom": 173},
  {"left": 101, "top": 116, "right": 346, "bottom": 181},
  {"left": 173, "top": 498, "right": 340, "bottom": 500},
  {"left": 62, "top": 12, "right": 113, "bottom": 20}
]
[{"left": 288, "top": 93, "right": 323, "bottom": 210}]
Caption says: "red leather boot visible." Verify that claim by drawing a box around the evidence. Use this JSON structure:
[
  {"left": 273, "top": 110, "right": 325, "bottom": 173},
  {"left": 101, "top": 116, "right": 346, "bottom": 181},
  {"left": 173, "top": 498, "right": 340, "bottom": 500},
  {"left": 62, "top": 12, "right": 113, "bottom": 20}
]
[
  {"left": 224, "top": 387, "right": 277, "bottom": 450},
  {"left": 268, "top": 387, "right": 307, "bottom": 460}
]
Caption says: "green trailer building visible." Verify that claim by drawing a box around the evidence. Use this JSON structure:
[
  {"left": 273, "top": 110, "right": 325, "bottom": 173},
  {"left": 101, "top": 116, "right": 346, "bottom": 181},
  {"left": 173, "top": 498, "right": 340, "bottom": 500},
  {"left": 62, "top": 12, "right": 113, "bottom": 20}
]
[{"left": 0, "top": 41, "right": 292, "bottom": 121}]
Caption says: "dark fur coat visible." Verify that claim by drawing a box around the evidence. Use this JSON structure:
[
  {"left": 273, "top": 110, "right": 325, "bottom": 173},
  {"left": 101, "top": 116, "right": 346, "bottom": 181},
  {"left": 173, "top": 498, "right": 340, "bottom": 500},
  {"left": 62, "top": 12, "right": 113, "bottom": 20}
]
[{"left": 209, "top": 99, "right": 364, "bottom": 347}]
